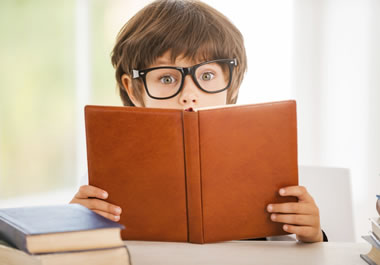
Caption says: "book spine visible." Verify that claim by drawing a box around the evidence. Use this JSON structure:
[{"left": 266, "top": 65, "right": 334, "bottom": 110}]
[
  {"left": 182, "top": 110, "right": 204, "bottom": 243},
  {"left": 0, "top": 215, "right": 29, "bottom": 253}
]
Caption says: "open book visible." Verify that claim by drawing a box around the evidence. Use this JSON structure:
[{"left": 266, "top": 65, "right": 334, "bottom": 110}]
[{"left": 85, "top": 100, "right": 299, "bottom": 243}]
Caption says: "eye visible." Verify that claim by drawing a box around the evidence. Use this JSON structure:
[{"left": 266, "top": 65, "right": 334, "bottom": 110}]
[
  {"left": 160, "top": 75, "right": 177, "bottom": 84},
  {"left": 200, "top": 72, "right": 215, "bottom": 81}
]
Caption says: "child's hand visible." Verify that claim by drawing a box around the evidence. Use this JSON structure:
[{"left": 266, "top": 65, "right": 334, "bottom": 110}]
[
  {"left": 267, "top": 186, "right": 323, "bottom": 243},
  {"left": 70, "top": 185, "right": 122, "bottom": 222}
]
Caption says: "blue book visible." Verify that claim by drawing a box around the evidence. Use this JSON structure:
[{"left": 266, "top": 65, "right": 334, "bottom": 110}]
[
  {"left": 0, "top": 239, "right": 130, "bottom": 265},
  {"left": 0, "top": 204, "right": 125, "bottom": 254}
]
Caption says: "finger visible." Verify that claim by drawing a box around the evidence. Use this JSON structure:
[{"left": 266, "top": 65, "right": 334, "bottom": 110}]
[
  {"left": 279, "top": 186, "right": 314, "bottom": 203},
  {"left": 283, "top": 225, "right": 322, "bottom": 243},
  {"left": 75, "top": 185, "right": 108, "bottom": 200},
  {"left": 270, "top": 214, "right": 318, "bottom": 226},
  {"left": 78, "top": 198, "right": 122, "bottom": 216},
  {"left": 283, "top": 224, "right": 315, "bottom": 238},
  {"left": 267, "top": 202, "right": 317, "bottom": 215},
  {"left": 93, "top": 210, "right": 121, "bottom": 222}
]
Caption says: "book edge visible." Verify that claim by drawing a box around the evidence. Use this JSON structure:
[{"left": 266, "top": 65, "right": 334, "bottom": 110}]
[
  {"left": 362, "top": 234, "right": 380, "bottom": 249},
  {"left": 0, "top": 213, "right": 29, "bottom": 253},
  {"left": 360, "top": 254, "right": 378, "bottom": 265},
  {"left": 84, "top": 100, "right": 296, "bottom": 114}
]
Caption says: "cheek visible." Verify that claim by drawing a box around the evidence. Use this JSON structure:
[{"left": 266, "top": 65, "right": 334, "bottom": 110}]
[
  {"left": 194, "top": 91, "right": 226, "bottom": 108},
  {"left": 143, "top": 96, "right": 178, "bottom": 109},
  {"left": 205, "top": 91, "right": 227, "bottom": 104}
]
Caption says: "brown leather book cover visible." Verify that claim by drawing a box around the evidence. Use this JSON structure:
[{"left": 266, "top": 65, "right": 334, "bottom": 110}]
[{"left": 85, "top": 100, "right": 298, "bottom": 243}]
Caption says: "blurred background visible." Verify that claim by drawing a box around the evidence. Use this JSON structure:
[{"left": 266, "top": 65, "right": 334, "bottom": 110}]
[{"left": 0, "top": 0, "right": 379, "bottom": 242}]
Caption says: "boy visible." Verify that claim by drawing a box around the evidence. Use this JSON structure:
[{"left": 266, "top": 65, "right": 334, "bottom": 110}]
[{"left": 70, "top": 0, "right": 327, "bottom": 243}]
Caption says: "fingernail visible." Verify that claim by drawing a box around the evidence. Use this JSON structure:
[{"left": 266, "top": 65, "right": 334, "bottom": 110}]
[
  {"left": 102, "top": 192, "right": 108, "bottom": 198},
  {"left": 271, "top": 214, "right": 276, "bottom": 220},
  {"left": 115, "top": 207, "right": 122, "bottom": 215},
  {"left": 267, "top": 204, "right": 273, "bottom": 212},
  {"left": 114, "top": 215, "right": 120, "bottom": 221},
  {"left": 283, "top": 225, "right": 288, "bottom": 231},
  {"left": 279, "top": 189, "right": 285, "bottom": 195}
]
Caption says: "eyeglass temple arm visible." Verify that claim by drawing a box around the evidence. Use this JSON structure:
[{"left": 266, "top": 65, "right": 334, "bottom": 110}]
[{"left": 132, "top": 70, "right": 140, "bottom": 79}]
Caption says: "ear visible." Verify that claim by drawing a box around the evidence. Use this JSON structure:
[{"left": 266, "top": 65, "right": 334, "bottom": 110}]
[{"left": 121, "top": 74, "right": 143, "bottom": 107}]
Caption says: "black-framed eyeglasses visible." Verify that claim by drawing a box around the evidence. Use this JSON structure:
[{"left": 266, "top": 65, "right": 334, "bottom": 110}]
[{"left": 132, "top": 58, "right": 237, "bottom": 100}]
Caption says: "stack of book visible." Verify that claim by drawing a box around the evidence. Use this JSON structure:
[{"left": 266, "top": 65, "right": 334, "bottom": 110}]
[
  {"left": 361, "top": 217, "right": 380, "bottom": 265},
  {"left": 0, "top": 204, "right": 130, "bottom": 265}
]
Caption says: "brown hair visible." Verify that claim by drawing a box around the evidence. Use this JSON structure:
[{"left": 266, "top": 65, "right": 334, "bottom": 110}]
[{"left": 111, "top": 0, "right": 247, "bottom": 107}]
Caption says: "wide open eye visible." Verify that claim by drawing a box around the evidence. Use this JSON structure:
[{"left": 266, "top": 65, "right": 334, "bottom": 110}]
[
  {"left": 160, "top": 75, "right": 177, "bottom": 84},
  {"left": 199, "top": 72, "right": 215, "bottom": 81}
]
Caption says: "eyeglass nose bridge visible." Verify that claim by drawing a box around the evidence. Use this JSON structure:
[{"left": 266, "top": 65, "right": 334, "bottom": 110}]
[
  {"left": 180, "top": 66, "right": 198, "bottom": 86},
  {"left": 181, "top": 66, "right": 194, "bottom": 76}
]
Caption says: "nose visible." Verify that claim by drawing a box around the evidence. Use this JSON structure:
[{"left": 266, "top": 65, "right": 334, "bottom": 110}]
[
  {"left": 178, "top": 75, "right": 199, "bottom": 105},
  {"left": 182, "top": 98, "right": 197, "bottom": 104}
]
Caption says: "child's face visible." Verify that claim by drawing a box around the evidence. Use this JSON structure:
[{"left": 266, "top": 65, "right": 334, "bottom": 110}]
[{"left": 122, "top": 51, "right": 228, "bottom": 110}]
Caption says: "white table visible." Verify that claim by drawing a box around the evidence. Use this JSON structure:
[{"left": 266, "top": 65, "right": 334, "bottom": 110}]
[{"left": 124, "top": 240, "right": 371, "bottom": 265}]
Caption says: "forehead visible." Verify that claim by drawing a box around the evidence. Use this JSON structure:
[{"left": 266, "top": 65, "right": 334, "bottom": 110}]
[{"left": 149, "top": 50, "right": 211, "bottom": 68}]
